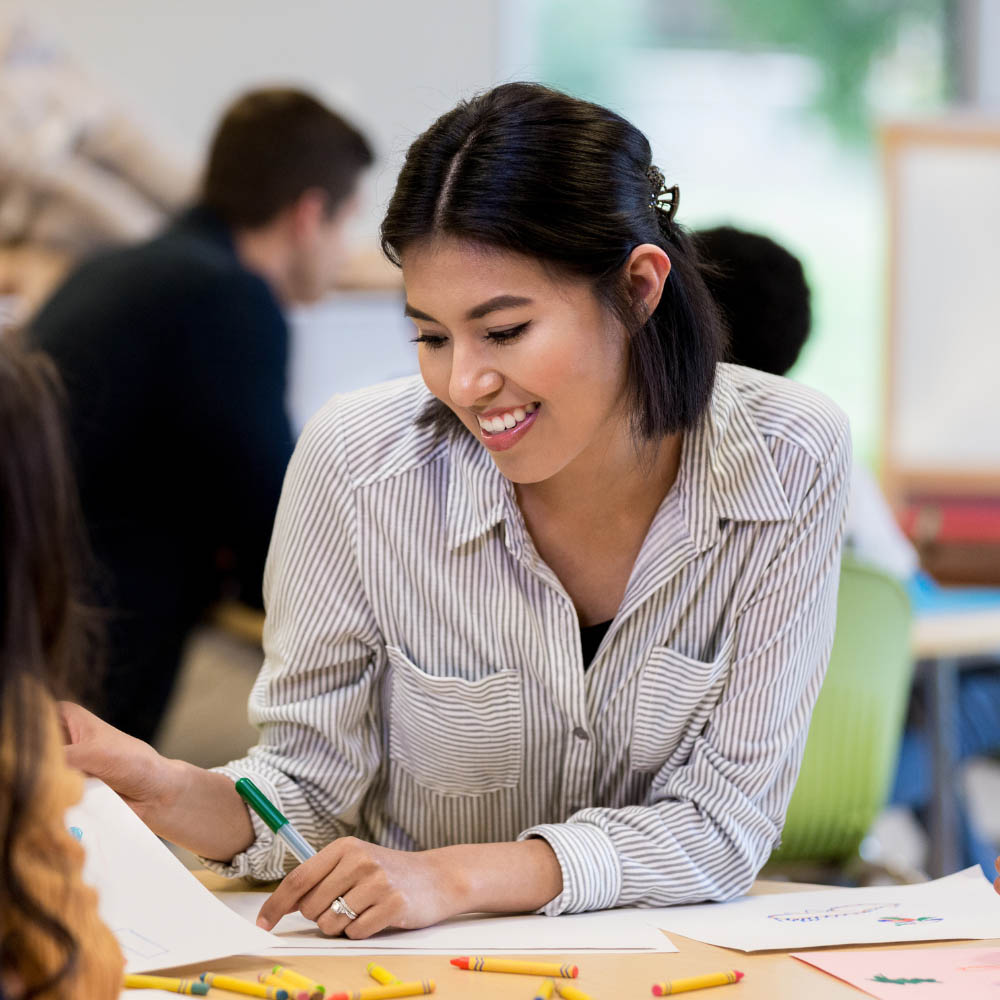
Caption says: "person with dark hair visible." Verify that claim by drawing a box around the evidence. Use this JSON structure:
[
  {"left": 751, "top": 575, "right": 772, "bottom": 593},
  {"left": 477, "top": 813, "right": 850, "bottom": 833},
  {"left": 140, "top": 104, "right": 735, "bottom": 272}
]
[
  {"left": 696, "top": 226, "right": 811, "bottom": 376},
  {"left": 29, "top": 88, "right": 373, "bottom": 744},
  {"left": 701, "top": 223, "right": 1000, "bottom": 880},
  {"left": 0, "top": 337, "right": 122, "bottom": 999},
  {"left": 63, "top": 83, "right": 850, "bottom": 935}
]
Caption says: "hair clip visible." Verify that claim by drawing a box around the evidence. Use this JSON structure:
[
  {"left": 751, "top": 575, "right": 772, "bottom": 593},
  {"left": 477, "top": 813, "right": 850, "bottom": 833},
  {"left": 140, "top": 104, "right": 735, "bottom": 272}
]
[{"left": 646, "top": 165, "right": 680, "bottom": 222}]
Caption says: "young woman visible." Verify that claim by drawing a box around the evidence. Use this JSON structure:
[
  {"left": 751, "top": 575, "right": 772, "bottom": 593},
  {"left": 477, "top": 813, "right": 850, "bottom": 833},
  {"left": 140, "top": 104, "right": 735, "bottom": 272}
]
[
  {"left": 63, "top": 83, "right": 850, "bottom": 939},
  {"left": 0, "top": 339, "right": 122, "bottom": 998}
]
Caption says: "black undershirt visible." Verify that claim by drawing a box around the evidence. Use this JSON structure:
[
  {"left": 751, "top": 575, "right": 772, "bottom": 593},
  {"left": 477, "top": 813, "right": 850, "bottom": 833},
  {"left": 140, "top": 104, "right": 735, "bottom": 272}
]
[{"left": 580, "top": 619, "right": 613, "bottom": 670}]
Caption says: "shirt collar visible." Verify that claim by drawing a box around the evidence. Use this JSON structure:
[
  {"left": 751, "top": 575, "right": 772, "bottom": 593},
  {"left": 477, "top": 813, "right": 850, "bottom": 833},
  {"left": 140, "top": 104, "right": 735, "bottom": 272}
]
[
  {"left": 682, "top": 363, "right": 792, "bottom": 551},
  {"left": 443, "top": 363, "right": 792, "bottom": 554}
]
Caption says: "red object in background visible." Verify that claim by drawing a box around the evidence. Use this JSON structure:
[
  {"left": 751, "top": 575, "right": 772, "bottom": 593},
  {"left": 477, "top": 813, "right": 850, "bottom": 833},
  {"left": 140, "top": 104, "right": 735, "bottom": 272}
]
[{"left": 899, "top": 495, "right": 1000, "bottom": 585}]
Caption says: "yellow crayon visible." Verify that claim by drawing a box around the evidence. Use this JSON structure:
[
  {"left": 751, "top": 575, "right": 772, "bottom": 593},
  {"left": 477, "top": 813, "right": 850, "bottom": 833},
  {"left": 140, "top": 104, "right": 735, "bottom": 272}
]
[
  {"left": 367, "top": 963, "right": 402, "bottom": 986},
  {"left": 260, "top": 972, "right": 312, "bottom": 1000},
  {"left": 124, "top": 973, "right": 209, "bottom": 995},
  {"left": 327, "top": 981, "right": 435, "bottom": 1000},
  {"left": 272, "top": 967, "right": 326, "bottom": 995},
  {"left": 651, "top": 970, "right": 743, "bottom": 995},
  {"left": 534, "top": 980, "right": 555, "bottom": 1000},
  {"left": 200, "top": 972, "right": 289, "bottom": 998},
  {"left": 554, "top": 985, "right": 594, "bottom": 1000},
  {"left": 450, "top": 957, "right": 578, "bottom": 978}
]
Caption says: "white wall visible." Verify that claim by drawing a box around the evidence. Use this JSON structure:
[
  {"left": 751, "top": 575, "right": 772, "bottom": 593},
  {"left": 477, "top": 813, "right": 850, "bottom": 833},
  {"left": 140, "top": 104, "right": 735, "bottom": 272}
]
[{"left": 3, "top": 0, "right": 501, "bottom": 240}]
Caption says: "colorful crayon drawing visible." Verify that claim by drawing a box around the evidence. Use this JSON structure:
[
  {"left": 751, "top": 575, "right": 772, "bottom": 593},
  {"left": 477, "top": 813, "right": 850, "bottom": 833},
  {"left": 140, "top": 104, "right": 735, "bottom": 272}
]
[
  {"left": 878, "top": 916, "right": 944, "bottom": 926},
  {"left": 871, "top": 974, "right": 940, "bottom": 985},
  {"left": 768, "top": 902, "right": 895, "bottom": 924}
]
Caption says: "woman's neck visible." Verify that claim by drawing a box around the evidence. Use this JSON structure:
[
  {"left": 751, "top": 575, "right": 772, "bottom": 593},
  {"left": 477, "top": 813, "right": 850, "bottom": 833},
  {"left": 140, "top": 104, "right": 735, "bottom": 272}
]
[{"left": 516, "top": 427, "right": 683, "bottom": 527}]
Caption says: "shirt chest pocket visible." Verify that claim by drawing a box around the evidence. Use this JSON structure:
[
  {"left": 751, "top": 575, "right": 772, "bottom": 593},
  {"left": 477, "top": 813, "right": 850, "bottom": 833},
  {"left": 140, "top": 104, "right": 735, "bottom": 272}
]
[
  {"left": 385, "top": 645, "right": 524, "bottom": 796},
  {"left": 630, "top": 641, "right": 733, "bottom": 773}
]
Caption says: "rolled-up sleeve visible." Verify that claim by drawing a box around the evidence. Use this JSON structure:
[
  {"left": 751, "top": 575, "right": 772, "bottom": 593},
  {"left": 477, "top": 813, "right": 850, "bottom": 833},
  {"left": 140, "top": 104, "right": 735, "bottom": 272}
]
[
  {"left": 201, "top": 399, "right": 384, "bottom": 880},
  {"left": 520, "top": 419, "right": 852, "bottom": 915}
]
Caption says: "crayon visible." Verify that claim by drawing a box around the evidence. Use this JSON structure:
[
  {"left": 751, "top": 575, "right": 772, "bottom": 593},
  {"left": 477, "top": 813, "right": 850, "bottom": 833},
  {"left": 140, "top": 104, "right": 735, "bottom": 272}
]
[
  {"left": 554, "top": 985, "right": 593, "bottom": 1000},
  {"left": 326, "top": 981, "right": 435, "bottom": 1000},
  {"left": 259, "top": 973, "right": 312, "bottom": 1000},
  {"left": 124, "top": 974, "right": 209, "bottom": 995},
  {"left": 200, "top": 972, "right": 289, "bottom": 998},
  {"left": 450, "top": 958, "right": 578, "bottom": 978},
  {"left": 367, "top": 963, "right": 402, "bottom": 985},
  {"left": 534, "top": 980, "right": 555, "bottom": 1000},
  {"left": 652, "top": 970, "right": 744, "bottom": 995},
  {"left": 271, "top": 966, "right": 326, "bottom": 995},
  {"left": 653, "top": 969, "right": 743, "bottom": 997}
]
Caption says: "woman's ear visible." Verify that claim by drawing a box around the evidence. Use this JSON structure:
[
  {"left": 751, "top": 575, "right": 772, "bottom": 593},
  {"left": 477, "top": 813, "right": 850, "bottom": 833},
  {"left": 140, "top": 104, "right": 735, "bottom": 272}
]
[{"left": 625, "top": 243, "right": 671, "bottom": 316}]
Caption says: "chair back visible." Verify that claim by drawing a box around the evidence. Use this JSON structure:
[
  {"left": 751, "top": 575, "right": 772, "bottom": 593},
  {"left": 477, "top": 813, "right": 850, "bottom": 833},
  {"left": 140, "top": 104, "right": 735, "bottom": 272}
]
[{"left": 768, "top": 556, "right": 913, "bottom": 864}]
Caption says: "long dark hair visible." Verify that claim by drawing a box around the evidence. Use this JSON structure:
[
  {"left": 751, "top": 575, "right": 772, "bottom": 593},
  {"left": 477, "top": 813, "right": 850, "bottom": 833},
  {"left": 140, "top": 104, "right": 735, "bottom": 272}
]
[
  {"left": 0, "top": 335, "right": 98, "bottom": 998},
  {"left": 380, "top": 81, "right": 727, "bottom": 441}
]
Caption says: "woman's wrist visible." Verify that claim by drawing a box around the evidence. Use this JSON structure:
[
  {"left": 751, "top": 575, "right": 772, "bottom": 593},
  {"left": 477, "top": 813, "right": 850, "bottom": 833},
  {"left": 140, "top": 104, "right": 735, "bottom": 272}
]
[{"left": 434, "top": 838, "right": 563, "bottom": 916}]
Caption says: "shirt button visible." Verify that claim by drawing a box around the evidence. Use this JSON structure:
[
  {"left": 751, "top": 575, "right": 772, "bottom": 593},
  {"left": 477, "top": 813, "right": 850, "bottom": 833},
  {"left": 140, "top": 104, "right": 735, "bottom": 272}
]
[{"left": 572, "top": 726, "right": 590, "bottom": 741}]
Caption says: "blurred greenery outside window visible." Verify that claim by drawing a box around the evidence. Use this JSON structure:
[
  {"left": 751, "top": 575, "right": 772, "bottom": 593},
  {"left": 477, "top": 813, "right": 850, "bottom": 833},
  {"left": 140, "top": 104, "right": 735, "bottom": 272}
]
[{"left": 525, "top": 0, "right": 948, "bottom": 468}]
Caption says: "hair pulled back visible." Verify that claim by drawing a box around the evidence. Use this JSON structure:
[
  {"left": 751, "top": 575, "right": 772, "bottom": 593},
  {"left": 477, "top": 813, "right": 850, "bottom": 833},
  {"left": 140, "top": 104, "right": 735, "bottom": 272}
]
[{"left": 380, "top": 82, "right": 726, "bottom": 439}]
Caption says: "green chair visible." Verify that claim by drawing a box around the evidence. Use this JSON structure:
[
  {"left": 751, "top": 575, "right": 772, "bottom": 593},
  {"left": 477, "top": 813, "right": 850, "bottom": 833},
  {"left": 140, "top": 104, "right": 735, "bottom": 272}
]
[{"left": 767, "top": 556, "right": 913, "bottom": 866}]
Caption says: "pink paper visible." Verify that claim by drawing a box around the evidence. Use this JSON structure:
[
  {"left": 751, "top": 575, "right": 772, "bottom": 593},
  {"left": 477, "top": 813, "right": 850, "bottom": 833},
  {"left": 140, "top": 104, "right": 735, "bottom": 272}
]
[{"left": 792, "top": 946, "right": 1000, "bottom": 999}]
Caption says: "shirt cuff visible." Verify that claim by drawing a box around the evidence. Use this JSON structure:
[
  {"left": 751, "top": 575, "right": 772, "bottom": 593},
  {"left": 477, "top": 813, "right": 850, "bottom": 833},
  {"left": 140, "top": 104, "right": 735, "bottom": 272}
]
[
  {"left": 197, "top": 767, "right": 288, "bottom": 881},
  {"left": 517, "top": 821, "right": 622, "bottom": 915}
]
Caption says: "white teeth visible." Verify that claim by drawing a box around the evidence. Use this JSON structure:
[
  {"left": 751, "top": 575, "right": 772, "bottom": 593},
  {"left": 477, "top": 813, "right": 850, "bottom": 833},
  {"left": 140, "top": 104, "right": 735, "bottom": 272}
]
[{"left": 477, "top": 403, "right": 540, "bottom": 434}]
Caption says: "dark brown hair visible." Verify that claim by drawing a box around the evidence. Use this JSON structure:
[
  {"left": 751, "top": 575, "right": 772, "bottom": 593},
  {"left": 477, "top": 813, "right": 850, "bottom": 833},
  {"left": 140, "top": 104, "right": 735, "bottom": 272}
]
[
  {"left": 0, "top": 335, "right": 98, "bottom": 998},
  {"left": 202, "top": 88, "right": 373, "bottom": 229},
  {"left": 380, "top": 82, "right": 726, "bottom": 441}
]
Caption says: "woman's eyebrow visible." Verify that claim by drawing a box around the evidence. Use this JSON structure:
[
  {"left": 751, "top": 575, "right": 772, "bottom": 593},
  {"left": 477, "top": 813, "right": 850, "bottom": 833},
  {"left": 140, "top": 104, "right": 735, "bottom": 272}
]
[{"left": 403, "top": 295, "right": 534, "bottom": 324}]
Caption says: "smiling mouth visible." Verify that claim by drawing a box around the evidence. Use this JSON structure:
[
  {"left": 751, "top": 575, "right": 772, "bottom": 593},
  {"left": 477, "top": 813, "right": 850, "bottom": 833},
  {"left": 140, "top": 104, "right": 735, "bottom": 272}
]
[{"left": 476, "top": 403, "right": 541, "bottom": 452}]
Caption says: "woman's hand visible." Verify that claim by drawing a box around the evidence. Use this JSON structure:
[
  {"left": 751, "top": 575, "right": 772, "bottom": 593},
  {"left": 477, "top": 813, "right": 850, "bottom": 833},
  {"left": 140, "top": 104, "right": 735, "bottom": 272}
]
[
  {"left": 60, "top": 701, "right": 254, "bottom": 863},
  {"left": 256, "top": 837, "right": 564, "bottom": 939},
  {"left": 60, "top": 702, "right": 174, "bottom": 824},
  {"left": 256, "top": 838, "right": 462, "bottom": 939}
]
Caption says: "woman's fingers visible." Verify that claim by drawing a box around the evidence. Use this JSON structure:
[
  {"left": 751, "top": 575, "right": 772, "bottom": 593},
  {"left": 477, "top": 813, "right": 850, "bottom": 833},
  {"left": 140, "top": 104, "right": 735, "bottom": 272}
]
[
  {"left": 256, "top": 844, "right": 347, "bottom": 930},
  {"left": 314, "top": 883, "right": 381, "bottom": 937}
]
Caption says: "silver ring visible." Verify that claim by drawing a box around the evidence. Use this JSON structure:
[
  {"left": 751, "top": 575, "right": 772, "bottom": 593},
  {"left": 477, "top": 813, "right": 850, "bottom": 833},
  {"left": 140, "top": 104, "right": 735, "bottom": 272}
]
[{"left": 330, "top": 895, "right": 358, "bottom": 921}]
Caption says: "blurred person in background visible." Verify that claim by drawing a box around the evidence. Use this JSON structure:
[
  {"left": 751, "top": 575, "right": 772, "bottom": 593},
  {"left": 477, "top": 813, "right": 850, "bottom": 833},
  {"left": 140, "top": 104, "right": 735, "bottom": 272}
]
[
  {"left": 28, "top": 88, "right": 373, "bottom": 744},
  {"left": 697, "top": 224, "right": 1000, "bottom": 878},
  {"left": 0, "top": 337, "right": 122, "bottom": 999}
]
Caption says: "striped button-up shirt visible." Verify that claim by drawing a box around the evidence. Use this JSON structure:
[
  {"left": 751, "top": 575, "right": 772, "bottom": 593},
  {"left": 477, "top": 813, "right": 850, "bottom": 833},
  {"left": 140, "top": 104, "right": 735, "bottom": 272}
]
[{"left": 208, "top": 363, "right": 851, "bottom": 915}]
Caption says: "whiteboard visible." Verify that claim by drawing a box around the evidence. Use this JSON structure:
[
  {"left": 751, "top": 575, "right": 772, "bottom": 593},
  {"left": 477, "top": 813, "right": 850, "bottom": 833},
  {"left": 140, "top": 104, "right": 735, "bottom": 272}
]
[{"left": 885, "top": 123, "right": 1000, "bottom": 485}]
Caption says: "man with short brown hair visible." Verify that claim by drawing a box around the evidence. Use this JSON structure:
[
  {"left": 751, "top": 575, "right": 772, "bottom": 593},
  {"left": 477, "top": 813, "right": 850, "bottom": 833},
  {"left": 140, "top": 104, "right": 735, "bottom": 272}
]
[{"left": 30, "top": 88, "right": 373, "bottom": 743}]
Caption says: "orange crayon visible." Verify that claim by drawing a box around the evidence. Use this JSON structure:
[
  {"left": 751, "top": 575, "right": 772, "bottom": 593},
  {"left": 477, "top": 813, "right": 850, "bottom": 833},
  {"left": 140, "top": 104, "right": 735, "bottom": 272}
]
[{"left": 652, "top": 970, "right": 744, "bottom": 995}]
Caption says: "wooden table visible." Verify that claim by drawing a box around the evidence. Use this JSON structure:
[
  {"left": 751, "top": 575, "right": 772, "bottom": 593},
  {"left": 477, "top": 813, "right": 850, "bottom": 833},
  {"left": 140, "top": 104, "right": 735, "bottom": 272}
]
[
  {"left": 151, "top": 877, "right": 1000, "bottom": 999},
  {"left": 910, "top": 607, "right": 1000, "bottom": 878}
]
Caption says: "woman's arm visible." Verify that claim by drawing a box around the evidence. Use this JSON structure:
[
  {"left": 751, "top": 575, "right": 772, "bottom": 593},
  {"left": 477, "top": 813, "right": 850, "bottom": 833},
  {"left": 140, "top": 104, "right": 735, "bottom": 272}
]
[
  {"left": 256, "top": 838, "right": 563, "bottom": 936},
  {"left": 61, "top": 702, "right": 254, "bottom": 861}
]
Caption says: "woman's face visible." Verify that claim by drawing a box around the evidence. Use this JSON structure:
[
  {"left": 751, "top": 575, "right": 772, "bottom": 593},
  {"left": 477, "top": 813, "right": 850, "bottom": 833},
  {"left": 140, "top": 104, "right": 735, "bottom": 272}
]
[{"left": 401, "top": 238, "right": 631, "bottom": 485}]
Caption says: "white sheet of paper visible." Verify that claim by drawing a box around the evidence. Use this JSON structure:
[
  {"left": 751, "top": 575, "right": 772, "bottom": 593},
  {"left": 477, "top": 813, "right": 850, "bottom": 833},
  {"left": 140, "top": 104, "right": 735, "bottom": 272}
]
[
  {"left": 645, "top": 867, "right": 1000, "bottom": 951},
  {"left": 66, "top": 779, "right": 277, "bottom": 972},
  {"left": 215, "top": 892, "right": 677, "bottom": 954}
]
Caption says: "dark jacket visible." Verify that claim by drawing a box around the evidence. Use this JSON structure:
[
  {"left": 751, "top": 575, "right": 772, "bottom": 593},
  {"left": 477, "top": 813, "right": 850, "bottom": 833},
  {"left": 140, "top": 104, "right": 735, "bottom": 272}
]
[{"left": 29, "top": 206, "right": 294, "bottom": 737}]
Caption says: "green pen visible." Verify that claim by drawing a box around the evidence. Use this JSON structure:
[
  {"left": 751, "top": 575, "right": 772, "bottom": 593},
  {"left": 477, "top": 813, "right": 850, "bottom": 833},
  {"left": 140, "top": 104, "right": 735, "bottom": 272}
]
[{"left": 235, "top": 777, "right": 316, "bottom": 863}]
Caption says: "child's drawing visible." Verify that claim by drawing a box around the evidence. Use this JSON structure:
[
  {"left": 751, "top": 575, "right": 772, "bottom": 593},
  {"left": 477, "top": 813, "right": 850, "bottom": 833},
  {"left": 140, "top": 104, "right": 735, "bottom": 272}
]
[
  {"left": 878, "top": 916, "right": 943, "bottom": 926},
  {"left": 768, "top": 902, "right": 896, "bottom": 924}
]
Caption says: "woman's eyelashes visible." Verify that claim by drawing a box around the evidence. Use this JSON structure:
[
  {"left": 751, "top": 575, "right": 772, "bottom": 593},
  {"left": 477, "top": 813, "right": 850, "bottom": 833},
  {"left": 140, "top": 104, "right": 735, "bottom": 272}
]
[{"left": 411, "top": 322, "right": 531, "bottom": 351}]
